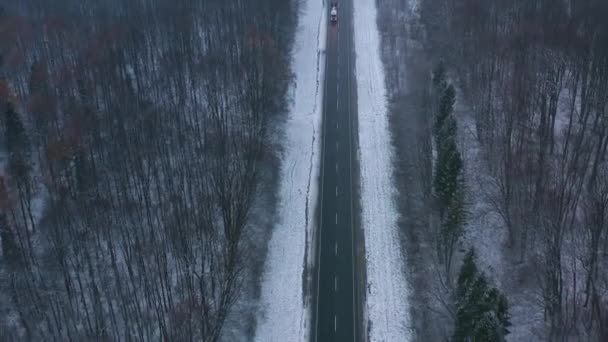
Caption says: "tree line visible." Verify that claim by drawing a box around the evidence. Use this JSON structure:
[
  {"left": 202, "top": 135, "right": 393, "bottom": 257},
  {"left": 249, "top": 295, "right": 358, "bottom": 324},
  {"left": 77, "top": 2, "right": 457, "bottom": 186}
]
[
  {"left": 0, "top": 0, "right": 296, "bottom": 340},
  {"left": 420, "top": 0, "right": 608, "bottom": 340},
  {"left": 431, "top": 61, "right": 511, "bottom": 342}
]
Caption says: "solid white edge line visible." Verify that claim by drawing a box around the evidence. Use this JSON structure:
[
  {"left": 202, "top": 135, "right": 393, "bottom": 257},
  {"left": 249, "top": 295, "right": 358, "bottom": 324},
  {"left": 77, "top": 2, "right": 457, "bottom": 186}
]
[
  {"left": 314, "top": 2, "right": 329, "bottom": 342},
  {"left": 337, "top": 86, "right": 340, "bottom": 112}
]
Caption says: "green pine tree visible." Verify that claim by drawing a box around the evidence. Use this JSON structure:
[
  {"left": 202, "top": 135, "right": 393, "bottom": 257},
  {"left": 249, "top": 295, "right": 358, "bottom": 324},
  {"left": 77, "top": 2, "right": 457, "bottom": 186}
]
[
  {"left": 434, "top": 84, "right": 456, "bottom": 137},
  {"left": 433, "top": 84, "right": 460, "bottom": 218},
  {"left": 453, "top": 249, "right": 511, "bottom": 342},
  {"left": 440, "top": 183, "right": 465, "bottom": 274},
  {"left": 432, "top": 77, "right": 464, "bottom": 277},
  {"left": 432, "top": 60, "right": 447, "bottom": 92},
  {"left": 433, "top": 134, "right": 463, "bottom": 214},
  {"left": 5, "top": 102, "right": 31, "bottom": 184},
  {"left": 0, "top": 213, "right": 22, "bottom": 268},
  {"left": 456, "top": 249, "right": 479, "bottom": 299},
  {"left": 437, "top": 113, "right": 458, "bottom": 149}
]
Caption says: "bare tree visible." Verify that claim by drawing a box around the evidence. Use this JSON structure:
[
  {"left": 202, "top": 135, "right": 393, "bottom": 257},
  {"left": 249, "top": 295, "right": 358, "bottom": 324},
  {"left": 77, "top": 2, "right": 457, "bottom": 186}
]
[{"left": 0, "top": 0, "right": 297, "bottom": 339}]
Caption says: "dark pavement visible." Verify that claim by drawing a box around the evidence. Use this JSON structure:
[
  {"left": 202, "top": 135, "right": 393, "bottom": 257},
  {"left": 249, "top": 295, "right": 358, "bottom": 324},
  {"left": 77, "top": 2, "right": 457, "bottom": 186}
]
[{"left": 314, "top": 0, "right": 357, "bottom": 341}]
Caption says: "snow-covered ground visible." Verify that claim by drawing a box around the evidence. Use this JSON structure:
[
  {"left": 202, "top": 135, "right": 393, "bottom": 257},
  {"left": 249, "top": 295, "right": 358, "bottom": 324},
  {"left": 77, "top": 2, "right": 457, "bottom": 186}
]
[
  {"left": 455, "top": 87, "right": 568, "bottom": 341},
  {"left": 253, "top": 0, "right": 326, "bottom": 341},
  {"left": 353, "top": 0, "right": 412, "bottom": 340}
]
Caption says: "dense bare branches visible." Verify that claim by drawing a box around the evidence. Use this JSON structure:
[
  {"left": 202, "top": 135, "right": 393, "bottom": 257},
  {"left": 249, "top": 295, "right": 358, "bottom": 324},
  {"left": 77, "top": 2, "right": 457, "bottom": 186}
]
[
  {"left": 0, "top": 0, "right": 296, "bottom": 340},
  {"left": 420, "top": 0, "right": 608, "bottom": 339}
]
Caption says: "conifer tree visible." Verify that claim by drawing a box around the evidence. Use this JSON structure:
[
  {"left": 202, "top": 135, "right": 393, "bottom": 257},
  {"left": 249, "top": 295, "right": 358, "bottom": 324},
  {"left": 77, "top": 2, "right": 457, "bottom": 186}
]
[
  {"left": 453, "top": 249, "right": 511, "bottom": 342},
  {"left": 434, "top": 116, "right": 462, "bottom": 213},
  {"left": 431, "top": 63, "right": 464, "bottom": 278},
  {"left": 432, "top": 60, "right": 447, "bottom": 92},
  {"left": 5, "top": 102, "right": 31, "bottom": 184},
  {"left": 433, "top": 109, "right": 464, "bottom": 275},
  {"left": 0, "top": 213, "right": 21, "bottom": 268},
  {"left": 434, "top": 84, "right": 456, "bottom": 137}
]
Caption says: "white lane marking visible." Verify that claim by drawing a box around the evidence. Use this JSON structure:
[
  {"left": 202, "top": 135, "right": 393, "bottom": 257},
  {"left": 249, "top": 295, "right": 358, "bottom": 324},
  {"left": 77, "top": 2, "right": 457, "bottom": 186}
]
[
  {"left": 336, "top": 121, "right": 339, "bottom": 129},
  {"left": 334, "top": 315, "right": 337, "bottom": 331},
  {"left": 335, "top": 243, "right": 338, "bottom": 256},
  {"left": 335, "top": 276, "right": 338, "bottom": 292},
  {"left": 336, "top": 186, "right": 338, "bottom": 197},
  {"left": 336, "top": 141, "right": 339, "bottom": 151},
  {"left": 336, "top": 163, "right": 339, "bottom": 173},
  {"left": 335, "top": 213, "right": 338, "bottom": 225},
  {"left": 336, "top": 83, "right": 340, "bottom": 112}
]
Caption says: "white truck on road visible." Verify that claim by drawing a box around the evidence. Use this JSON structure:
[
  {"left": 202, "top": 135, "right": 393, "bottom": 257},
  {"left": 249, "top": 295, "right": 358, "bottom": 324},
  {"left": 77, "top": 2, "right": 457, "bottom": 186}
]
[{"left": 330, "top": 3, "right": 338, "bottom": 23}]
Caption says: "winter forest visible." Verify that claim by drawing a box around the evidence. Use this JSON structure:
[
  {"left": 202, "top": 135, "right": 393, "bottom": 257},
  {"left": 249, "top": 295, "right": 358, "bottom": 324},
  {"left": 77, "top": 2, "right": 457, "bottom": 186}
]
[
  {"left": 1, "top": 0, "right": 608, "bottom": 341},
  {"left": 407, "top": 0, "right": 608, "bottom": 340},
  {"left": 0, "top": 0, "right": 296, "bottom": 340}
]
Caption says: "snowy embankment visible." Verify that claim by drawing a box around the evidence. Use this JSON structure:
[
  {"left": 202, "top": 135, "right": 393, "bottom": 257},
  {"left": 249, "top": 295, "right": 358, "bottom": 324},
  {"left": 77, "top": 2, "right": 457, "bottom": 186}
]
[
  {"left": 354, "top": 0, "right": 411, "bottom": 340},
  {"left": 254, "top": 0, "right": 326, "bottom": 341}
]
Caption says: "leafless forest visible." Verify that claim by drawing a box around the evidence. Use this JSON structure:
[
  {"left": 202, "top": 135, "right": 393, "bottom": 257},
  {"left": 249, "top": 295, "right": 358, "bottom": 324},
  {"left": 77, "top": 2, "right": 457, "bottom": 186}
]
[
  {"left": 416, "top": 0, "right": 608, "bottom": 340},
  {"left": 0, "top": 0, "right": 296, "bottom": 340}
]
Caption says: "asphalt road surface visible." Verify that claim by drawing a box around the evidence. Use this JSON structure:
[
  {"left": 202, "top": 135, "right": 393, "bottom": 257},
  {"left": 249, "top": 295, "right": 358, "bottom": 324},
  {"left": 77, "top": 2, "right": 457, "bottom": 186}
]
[{"left": 314, "top": 0, "right": 357, "bottom": 341}]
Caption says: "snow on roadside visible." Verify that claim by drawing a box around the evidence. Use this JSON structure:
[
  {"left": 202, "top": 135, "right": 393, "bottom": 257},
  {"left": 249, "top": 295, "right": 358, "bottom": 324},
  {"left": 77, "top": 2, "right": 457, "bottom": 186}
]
[
  {"left": 254, "top": 0, "right": 326, "bottom": 341},
  {"left": 353, "top": 0, "right": 411, "bottom": 341}
]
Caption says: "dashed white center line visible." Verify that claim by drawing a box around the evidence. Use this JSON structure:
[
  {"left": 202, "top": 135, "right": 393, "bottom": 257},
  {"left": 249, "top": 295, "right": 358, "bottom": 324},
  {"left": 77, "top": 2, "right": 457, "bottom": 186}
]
[
  {"left": 334, "top": 276, "right": 338, "bottom": 292},
  {"left": 335, "top": 243, "right": 338, "bottom": 256},
  {"left": 336, "top": 186, "right": 338, "bottom": 197},
  {"left": 334, "top": 315, "right": 337, "bottom": 331},
  {"left": 336, "top": 121, "right": 339, "bottom": 129},
  {"left": 337, "top": 83, "right": 340, "bottom": 110},
  {"left": 336, "top": 163, "right": 339, "bottom": 172},
  {"left": 335, "top": 213, "right": 338, "bottom": 225},
  {"left": 336, "top": 141, "right": 339, "bottom": 151}
]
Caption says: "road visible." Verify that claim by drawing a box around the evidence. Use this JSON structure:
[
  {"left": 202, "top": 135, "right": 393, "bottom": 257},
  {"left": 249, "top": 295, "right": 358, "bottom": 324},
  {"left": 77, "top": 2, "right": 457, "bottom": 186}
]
[{"left": 314, "top": 0, "right": 357, "bottom": 341}]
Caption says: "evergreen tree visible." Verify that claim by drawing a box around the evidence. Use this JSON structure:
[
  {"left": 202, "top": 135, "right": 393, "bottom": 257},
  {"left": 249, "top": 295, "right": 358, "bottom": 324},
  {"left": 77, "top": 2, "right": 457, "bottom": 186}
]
[
  {"left": 28, "top": 61, "right": 53, "bottom": 142},
  {"left": 5, "top": 102, "right": 31, "bottom": 183},
  {"left": 440, "top": 182, "right": 465, "bottom": 274},
  {"left": 434, "top": 83, "right": 456, "bottom": 137},
  {"left": 432, "top": 60, "right": 447, "bottom": 92},
  {"left": 6, "top": 102, "right": 27, "bottom": 147},
  {"left": 433, "top": 84, "right": 460, "bottom": 215},
  {"left": 431, "top": 73, "right": 464, "bottom": 278},
  {"left": 0, "top": 213, "right": 22, "bottom": 268},
  {"left": 456, "top": 250, "right": 479, "bottom": 298},
  {"left": 433, "top": 130, "right": 463, "bottom": 216},
  {"left": 453, "top": 249, "right": 511, "bottom": 342}
]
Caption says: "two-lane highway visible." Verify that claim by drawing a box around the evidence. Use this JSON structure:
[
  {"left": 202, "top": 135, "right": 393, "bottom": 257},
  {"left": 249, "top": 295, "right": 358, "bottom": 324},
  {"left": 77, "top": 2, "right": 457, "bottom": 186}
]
[{"left": 314, "top": 0, "right": 357, "bottom": 341}]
